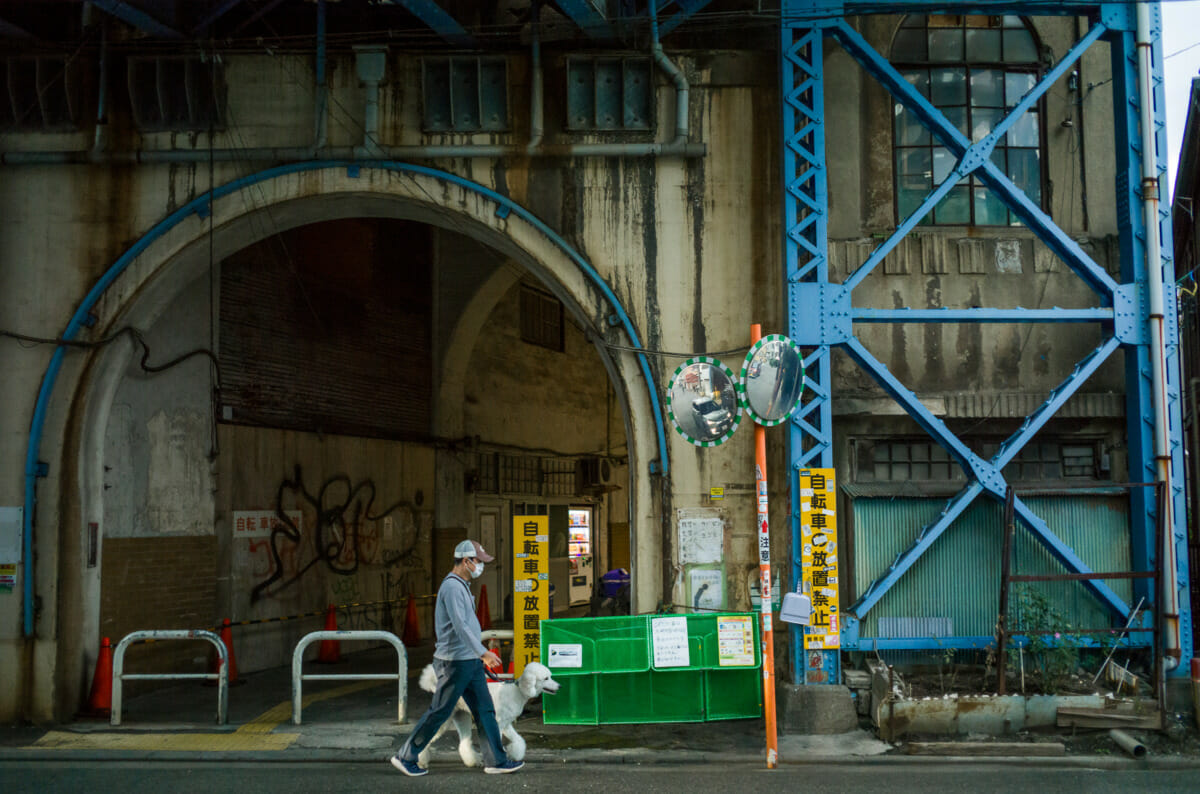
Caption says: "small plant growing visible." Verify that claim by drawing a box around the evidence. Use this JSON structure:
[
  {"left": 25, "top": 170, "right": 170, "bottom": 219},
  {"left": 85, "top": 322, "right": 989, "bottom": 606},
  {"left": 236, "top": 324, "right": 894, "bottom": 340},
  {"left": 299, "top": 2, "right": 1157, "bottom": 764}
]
[{"left": 1009, "top": 586, "right": 1081, "bottom": 693}]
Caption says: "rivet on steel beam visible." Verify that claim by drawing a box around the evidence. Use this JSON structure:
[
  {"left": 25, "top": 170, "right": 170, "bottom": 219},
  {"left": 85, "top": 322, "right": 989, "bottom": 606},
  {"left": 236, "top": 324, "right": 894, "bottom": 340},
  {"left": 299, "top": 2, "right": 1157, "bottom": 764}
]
[
  {"left": 346, "top": 165, "right": 361, "bottom": 178},
  {"left": 495, "top": 204, "right": 511, "bottom": 219}
]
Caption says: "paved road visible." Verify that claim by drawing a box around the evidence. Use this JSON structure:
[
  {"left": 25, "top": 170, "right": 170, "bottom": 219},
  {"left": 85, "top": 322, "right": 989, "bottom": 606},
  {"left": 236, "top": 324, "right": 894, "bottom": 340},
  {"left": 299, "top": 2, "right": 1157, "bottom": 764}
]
[{"left": 2, "top": 760, "right": 1196, "bottom": 793}]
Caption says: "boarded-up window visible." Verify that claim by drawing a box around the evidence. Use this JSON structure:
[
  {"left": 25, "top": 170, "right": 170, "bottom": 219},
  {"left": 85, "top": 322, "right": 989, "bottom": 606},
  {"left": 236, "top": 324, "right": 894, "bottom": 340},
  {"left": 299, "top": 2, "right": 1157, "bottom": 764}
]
[
  {"left": 219, "top": 218, "right": 433, "bottom": 439},
  {"left": 520, "top": 284, "right": 563, "bottom": 352}
]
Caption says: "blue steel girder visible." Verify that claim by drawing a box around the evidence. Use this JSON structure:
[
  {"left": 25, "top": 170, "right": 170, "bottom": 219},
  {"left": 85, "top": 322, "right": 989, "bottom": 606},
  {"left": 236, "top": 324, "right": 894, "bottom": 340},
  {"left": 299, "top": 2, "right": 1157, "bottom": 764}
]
[
  {"left": 782, "top": 22, "right": 838, "bottom": 686},
  {"left": 391, "top": 0, "right": 475, "bottom": 47},
  {"left": 1108, "top": 7, "right": 1192, "bottom": 660},
  {"left": 655, "top": 0, "right": 714, "bottom": 37},
  {"left": 91, "top": 0, "right": 183, "bottom": 39},
  {"left": 553, "top": 0, "right": 614, "bottom": 39},
  {"left": 782, "top": 1, "right": 1190, "bottom": 667}
]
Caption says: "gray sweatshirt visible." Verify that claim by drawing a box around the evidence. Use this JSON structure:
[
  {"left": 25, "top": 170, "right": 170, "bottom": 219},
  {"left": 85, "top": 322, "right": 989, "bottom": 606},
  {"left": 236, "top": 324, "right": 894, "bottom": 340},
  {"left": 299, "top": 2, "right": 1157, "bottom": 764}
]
[{"left": 432, "top": 572, "right": 487, "bottom": 661}]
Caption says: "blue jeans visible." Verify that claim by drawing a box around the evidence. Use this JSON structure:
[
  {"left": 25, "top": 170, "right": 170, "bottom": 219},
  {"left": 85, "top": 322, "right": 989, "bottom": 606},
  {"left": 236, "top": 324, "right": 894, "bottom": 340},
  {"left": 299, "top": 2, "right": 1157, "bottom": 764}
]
[{"left": 400, "top": 657, "right": 508, "bottom": 767}]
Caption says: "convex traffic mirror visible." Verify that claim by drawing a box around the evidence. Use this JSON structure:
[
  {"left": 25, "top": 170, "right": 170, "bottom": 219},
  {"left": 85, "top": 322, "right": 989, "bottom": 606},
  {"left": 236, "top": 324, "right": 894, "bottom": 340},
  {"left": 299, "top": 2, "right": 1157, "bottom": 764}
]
[
  {"left": 739, "top": 334, "right": 804, "bottom": 426},
  {"left": 666, "top": 357, "right": 742, "bottom": 446}
]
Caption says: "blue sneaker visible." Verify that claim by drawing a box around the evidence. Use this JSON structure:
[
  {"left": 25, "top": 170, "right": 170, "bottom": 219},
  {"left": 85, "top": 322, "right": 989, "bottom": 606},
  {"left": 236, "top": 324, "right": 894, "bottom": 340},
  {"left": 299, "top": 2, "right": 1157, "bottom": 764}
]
[
  {"left": 390, "top": 755, "right": 427, "bottom": 777},
  {"left": 484, "top": 760, "right": 524, "bottom": 774}
]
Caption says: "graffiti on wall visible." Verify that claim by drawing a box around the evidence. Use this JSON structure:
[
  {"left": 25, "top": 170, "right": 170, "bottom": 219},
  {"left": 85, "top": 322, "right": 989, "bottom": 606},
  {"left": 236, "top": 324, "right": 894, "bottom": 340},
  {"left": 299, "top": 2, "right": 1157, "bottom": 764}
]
[{"left": 249, "top": 465, "right": 421, "bottom": 603}]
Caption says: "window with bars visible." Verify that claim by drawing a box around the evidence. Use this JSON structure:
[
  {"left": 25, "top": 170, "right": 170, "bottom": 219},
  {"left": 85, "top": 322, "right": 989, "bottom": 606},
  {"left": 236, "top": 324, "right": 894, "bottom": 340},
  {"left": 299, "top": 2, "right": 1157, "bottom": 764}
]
[
  {"left": 478, "top": 453, "right": 585, "bottom": 497},
  {"left": 859, "top": 439, "right": 1100, "bottom": 482},
  {"left": 891, "top": 14, "right": 1043, "bottom": 226},
  {"left": 520, "top": 284, "right": 564, "bottom": 352}
]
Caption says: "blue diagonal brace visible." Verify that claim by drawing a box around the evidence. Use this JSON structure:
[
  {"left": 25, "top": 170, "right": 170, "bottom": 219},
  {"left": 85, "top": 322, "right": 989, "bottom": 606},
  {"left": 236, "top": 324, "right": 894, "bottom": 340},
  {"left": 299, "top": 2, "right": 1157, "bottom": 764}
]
[
  {"left": 992, "top": 336, "right": 1121, "bottom": 469},
  {"left": 1011, "top": 495, "right": 1131, "bottom": 619},
  {"left": 655, "top": 0, "right": 714, "bottom": 37},
  {"left": 91, "top": 0, "right": 183, "bottom": 38},
  {"left": 843, "top": 338, "right": 1007, "bottom": 496},
  {"left": 848, "top": 482, "right": 985, "bottom": 618},
  {"left": 554, "top": 0, "right": 613, "bottom": 39},
  {"left": 191, "top": 0, "right": 247, "bottom": 35},
  {"left": 392, "top": 0, "right": 475, "bottom": 47},
  {"left": 830, "top": 18, "right": 1118, "bottom": 299}
]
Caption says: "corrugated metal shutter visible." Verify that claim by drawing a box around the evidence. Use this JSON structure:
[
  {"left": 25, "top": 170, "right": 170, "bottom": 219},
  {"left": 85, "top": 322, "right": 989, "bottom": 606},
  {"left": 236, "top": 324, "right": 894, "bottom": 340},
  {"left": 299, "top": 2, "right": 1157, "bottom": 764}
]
[
  {"left": 219, "top": 219, "right": 432, "bottom": 439},
  {"left": 851, "top": 494, "right": 1133, "bottom": 639}
]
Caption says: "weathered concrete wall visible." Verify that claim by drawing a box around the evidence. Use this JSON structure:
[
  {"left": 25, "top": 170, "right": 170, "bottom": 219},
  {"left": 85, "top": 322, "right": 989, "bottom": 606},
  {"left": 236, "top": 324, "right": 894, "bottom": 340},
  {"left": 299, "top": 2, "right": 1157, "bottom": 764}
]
[{"left": 0, "top": 15, "right": 1122, "bottom": 721}]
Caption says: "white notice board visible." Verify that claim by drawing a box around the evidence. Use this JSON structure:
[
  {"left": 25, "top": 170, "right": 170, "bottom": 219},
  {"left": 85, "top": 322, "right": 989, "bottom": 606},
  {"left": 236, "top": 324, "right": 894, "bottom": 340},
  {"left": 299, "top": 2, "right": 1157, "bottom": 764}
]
[
  {"left": 677, "top": 515, "right": 723, "bottom": 564},
  {"left": 651, "top": 615, "right": 690, "bottom": 668}
]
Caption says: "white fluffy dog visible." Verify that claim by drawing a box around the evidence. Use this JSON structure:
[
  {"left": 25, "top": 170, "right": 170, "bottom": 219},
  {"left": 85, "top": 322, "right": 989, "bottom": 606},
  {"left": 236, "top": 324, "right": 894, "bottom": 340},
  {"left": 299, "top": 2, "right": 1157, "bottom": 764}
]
[{"left": 416, "top": 661, "right": 560, "bottom": 768}]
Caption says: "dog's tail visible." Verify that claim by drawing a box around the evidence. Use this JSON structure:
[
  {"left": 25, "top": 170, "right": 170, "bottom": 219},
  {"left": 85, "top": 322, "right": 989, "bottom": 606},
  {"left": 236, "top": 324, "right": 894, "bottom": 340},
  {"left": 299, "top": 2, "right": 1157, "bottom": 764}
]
[{"left": 418, "top": 664, "right": 437, "bottom": 694}]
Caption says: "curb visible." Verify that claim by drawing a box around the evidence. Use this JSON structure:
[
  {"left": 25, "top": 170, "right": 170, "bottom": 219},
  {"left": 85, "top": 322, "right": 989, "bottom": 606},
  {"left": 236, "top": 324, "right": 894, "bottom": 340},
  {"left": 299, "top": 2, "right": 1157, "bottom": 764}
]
[{"left": 2, "top": 747, "right": 1199, "bottom": 769}]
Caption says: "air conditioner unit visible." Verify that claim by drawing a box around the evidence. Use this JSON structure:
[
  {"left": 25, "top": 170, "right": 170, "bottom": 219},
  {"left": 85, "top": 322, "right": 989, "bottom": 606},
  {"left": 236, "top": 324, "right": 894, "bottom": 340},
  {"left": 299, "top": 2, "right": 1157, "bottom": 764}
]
[{"left": 576, "top": 457, "right": 614, "bottom": 490}]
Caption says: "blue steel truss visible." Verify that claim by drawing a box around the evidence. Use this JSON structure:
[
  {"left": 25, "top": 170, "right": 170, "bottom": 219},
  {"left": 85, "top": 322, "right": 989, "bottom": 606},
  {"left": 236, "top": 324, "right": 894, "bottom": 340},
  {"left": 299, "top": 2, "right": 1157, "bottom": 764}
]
[{"left": 781, "top": 1, "right": 1191, "bottom": 681}]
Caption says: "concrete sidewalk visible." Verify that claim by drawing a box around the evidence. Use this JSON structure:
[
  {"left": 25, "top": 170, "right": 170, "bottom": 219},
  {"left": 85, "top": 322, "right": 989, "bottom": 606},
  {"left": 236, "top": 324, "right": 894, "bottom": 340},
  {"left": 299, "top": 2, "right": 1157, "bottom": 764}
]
[{"left": 2, "top": 643, "right": 1198, "bottom": 770}]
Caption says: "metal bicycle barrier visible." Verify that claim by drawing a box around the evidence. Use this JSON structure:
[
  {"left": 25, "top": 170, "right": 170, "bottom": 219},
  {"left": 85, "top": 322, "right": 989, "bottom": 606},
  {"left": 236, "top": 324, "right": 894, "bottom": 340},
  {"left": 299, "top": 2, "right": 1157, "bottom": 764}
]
[
  {"left": 111, "top": 629, "right": 228, "bottom": 726},
  {"left": 291, "top": 630, "right": 408, "bottom": 725}
]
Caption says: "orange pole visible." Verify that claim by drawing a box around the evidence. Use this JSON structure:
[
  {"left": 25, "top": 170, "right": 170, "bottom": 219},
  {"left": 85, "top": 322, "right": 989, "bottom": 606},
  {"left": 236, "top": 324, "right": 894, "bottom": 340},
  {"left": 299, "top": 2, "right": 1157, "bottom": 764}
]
[{"left": 751, "top": 323, "right": 778, "bottom": 768}]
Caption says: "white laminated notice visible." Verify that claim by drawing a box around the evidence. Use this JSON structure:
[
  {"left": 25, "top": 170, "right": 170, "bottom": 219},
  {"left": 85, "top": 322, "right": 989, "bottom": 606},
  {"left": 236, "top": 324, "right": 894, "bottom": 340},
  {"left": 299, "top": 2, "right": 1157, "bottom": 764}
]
[{"left": 651, "top": 616, "right": 690, "bottom": 668}]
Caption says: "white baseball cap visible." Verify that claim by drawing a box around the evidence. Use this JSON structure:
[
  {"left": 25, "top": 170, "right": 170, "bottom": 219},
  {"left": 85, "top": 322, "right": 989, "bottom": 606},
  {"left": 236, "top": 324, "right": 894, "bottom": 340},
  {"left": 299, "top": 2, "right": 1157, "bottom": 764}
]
[{"left": 453, "top": 539, "right": 494, "bottom": 562}]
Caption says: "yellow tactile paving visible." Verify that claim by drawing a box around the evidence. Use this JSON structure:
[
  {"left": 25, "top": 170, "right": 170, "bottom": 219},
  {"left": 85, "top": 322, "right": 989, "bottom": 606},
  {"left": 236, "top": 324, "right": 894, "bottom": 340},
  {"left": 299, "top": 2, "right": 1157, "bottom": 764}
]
[
  {"left": 26, "top": 679, "right": 388, "bottom": 752},
  {"left": 29, "top": 730, "right": 300, "bottom": 752}
]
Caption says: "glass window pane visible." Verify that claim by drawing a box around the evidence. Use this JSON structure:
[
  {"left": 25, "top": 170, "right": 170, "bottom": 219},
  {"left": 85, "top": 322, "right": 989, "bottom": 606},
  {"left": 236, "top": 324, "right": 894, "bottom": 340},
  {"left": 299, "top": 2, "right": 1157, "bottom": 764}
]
[
  {"left": 893, "top": 28, "right": 927, "bottom": 61},
  {"left": 897, "top": 183, "right": 928, "bottom": 221},
  {"left": 929, "top": 29, "right": 963, "bottom": 62},
  {"left": 1008, "top": 148, "right": 1041, "bottom": 205},
  {"left": 943, "top": 105, "right": 968, "bottom": 137},
  {"left": 970, "top": 69, "right": 1004, "bottom": 106},
  {"left": 935, "top": 185, "right": 970, "bottom": 224},
  {"left": 896, "top": 147, "right": 932, "bottom": 180},
  {"left": 965, "top": 29, "right": 1001, "bottom": 61},
  {"left": 971, "top": 107, "right": 1003, "bottom": 142},
  {"left": 930, "top": 67, "right": 966, "bottom": 105},
  {"left": 1005, "top": 72, "right": 1036, "bottom": 106},
  {"left": 903, "top": 69, "right": 930, "bottom": 99},
  {"left": 1004, "top": 28, "right": 1037, "bottom": 62},
  {"left": 895, "top": 106, "right": 931, "bottom": 145},
  {"left": 1002, "top": 15, "right": 1023, "bottom": 28},
  {"left": 1008, "top": 110, "right": 1039, "bottom": 146},
  {"left": 932, "top": 147, "right": 956, "bottom": 184},
  {"left": 974, "top": 187, "right": 1008, "bottom": 225},
  {"left": 964, "top": 15, "right": 997, "bottom": 28}
]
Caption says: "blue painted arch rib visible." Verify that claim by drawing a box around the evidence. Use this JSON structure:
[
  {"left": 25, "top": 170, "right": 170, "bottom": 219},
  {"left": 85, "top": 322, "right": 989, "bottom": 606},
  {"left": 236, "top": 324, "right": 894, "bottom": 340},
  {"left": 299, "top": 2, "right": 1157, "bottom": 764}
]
[{"left": 21, "top": 160, "right": 668, "bottom": 636}]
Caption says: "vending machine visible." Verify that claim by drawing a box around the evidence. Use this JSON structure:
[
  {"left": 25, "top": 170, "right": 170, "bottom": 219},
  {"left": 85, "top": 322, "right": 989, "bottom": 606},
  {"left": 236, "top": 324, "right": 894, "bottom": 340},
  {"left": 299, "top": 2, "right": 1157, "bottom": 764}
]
[{"left": 567, "top": 508, "right": 593, "bottom": 605}]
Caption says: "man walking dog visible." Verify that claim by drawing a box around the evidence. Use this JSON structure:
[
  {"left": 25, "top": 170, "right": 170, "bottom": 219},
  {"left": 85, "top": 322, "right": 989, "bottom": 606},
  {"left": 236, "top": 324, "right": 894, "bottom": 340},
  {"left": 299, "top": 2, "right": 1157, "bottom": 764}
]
[{"left": 391, "top": 539, "right": 523, "bottom": 776}]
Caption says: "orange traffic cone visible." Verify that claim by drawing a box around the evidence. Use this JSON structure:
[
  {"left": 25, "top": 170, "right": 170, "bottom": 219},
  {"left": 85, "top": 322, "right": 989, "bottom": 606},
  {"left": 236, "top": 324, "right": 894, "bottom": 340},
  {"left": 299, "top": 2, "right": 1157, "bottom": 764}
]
[
  {"left": 402, "top": 595, "right": 421, "bottom": 647},
  {"left": 316, "top": 604, "right": 341, "bottom": 664},
  {"left": 84, "top": 637, "right": 113, "bottom": 716},
  {"left": 477, "top": 584, "right": 492, "bottom": 631},
  {"left": 219, "top": 618, "right": 240, "bottom": 684}
]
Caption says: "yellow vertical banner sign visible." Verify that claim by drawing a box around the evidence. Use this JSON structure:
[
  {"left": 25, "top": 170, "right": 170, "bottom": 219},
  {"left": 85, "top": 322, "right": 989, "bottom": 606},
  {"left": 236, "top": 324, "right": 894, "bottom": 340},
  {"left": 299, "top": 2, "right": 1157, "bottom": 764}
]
[
  {"left": 512, "top": 515, "right": 549, "bottom": 676},
  {"left": 799, "top": 469, "right": 840, "bottom": 650}
]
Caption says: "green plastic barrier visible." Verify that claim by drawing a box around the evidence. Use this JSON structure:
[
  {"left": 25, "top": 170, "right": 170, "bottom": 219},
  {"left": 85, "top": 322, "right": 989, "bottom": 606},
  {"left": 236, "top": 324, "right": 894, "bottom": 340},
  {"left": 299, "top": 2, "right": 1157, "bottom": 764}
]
[{"left": 540, "top": 612, "right": 762, "bottom": 725}]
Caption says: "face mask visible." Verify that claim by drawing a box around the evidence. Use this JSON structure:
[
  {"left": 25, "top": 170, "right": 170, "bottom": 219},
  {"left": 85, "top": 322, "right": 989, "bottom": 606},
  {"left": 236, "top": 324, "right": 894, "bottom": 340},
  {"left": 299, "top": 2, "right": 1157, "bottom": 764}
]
[{"left": 469, "top": 560, "right": 484, "bottom": 579}]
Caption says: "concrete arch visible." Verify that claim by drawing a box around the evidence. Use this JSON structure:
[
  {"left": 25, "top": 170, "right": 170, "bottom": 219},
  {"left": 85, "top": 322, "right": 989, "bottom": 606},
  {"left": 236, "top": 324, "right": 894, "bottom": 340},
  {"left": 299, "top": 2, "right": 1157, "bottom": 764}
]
[{"left": 28, "top": 162, "right": 666, "bottom": 720}]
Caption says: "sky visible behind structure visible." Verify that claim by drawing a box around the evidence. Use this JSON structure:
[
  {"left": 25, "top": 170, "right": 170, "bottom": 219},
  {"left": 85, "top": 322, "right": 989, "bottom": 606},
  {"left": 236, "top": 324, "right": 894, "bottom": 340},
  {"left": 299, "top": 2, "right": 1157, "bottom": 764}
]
[{"left": 1164, "top": 0, "right": 1200, "bottom": 196}]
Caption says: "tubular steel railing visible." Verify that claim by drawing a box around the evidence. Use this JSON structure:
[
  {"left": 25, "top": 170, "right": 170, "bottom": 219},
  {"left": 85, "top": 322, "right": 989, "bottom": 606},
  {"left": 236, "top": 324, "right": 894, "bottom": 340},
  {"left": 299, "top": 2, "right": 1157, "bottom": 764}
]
[
  {"left": 291, "top": 630, "right": 408, "bottom": 725},
  {"left": 111, "top": 629, "right": 228, "bottom": 726}
]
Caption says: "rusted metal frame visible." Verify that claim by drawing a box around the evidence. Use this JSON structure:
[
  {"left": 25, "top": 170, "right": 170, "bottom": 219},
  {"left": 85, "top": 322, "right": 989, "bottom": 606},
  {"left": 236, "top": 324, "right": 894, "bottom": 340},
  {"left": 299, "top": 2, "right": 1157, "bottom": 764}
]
[{"left": 996, "top": 487, "right": 1015, "bottom": 694}]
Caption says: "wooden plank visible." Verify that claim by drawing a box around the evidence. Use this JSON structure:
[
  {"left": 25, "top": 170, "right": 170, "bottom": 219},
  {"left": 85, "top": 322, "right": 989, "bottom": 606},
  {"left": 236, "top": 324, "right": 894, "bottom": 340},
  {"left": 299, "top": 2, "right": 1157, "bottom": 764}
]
[{"left": 905, "top": 742, "right": 1065, "bottom": 757}]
